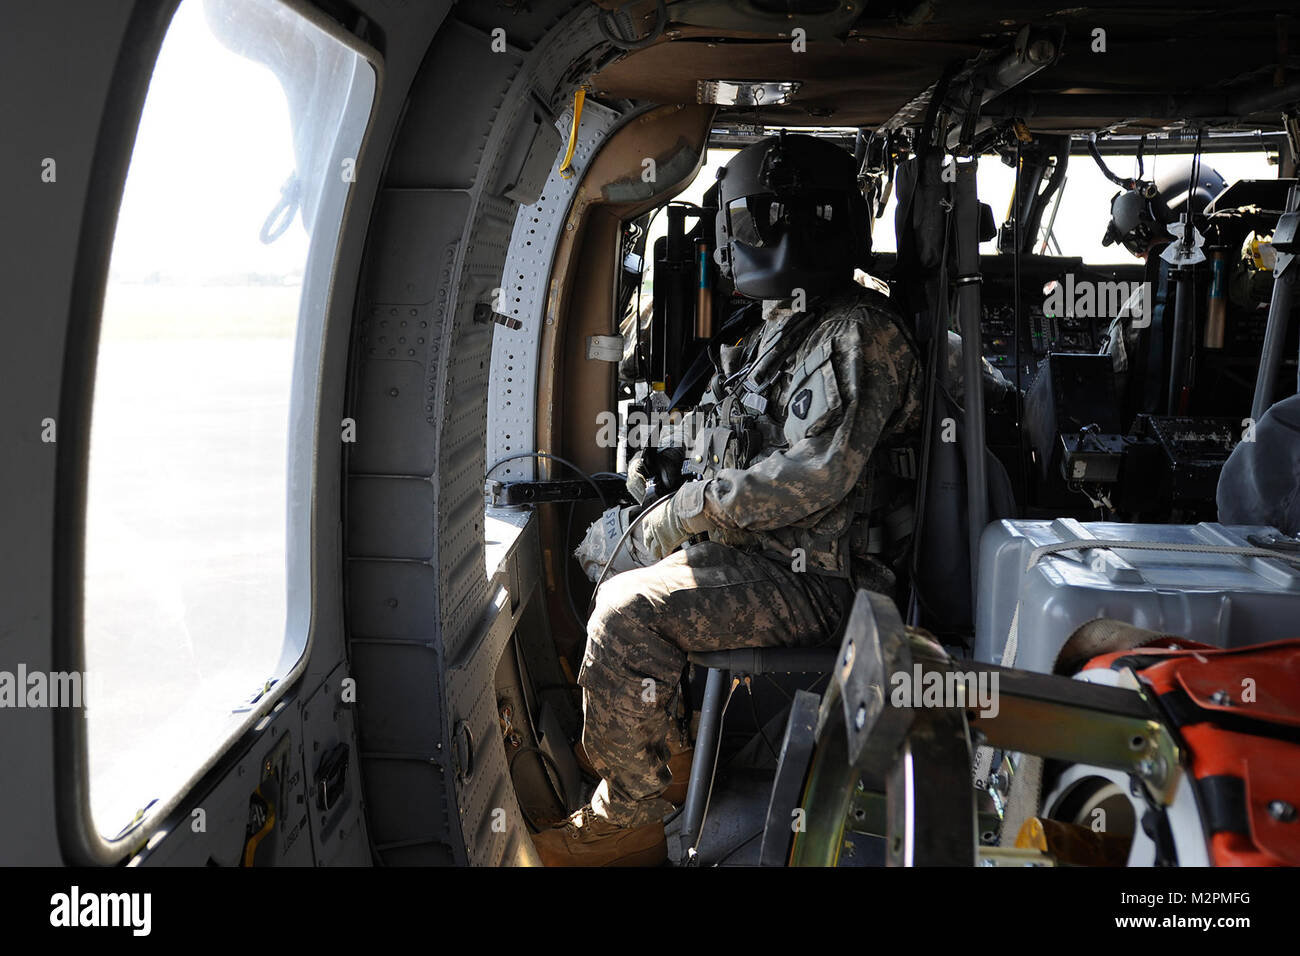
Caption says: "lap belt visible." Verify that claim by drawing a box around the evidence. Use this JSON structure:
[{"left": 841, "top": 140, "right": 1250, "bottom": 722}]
[{"left": 848, "top": 503, "right": 914, "bottom": 556}]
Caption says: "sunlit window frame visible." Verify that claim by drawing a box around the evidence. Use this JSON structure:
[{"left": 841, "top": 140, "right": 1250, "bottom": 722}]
[{"left": 58, "top": 0, "right": 381, "bottom": 865}]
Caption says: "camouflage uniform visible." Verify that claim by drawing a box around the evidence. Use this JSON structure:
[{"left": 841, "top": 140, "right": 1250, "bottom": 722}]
[{"left": 579, "top": 284, "right": 923, "bottom": 827}]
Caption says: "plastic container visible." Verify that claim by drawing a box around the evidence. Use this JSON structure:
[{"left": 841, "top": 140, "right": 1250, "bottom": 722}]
[{"left": 974, "top": 517, "right": 1300, "bottom": 672}]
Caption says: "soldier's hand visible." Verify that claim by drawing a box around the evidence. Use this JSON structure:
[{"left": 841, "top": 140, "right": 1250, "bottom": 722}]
[
  {"left": 573, "top": 506, "right": 654, "bottom": 582},
  {"left": 626, "top": 449, "right": 651, "bottom": 504},
  {"left": 639, "top": 495, "right": 693, "bottom": 561},
  {"left": 627, "top": 446, "right": 687, "bottom": 505}
]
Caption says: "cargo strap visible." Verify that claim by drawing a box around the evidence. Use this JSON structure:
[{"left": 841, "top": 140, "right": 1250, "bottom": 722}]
[{"left": 882, "top": 502, "right": 915, "bottom": 544}]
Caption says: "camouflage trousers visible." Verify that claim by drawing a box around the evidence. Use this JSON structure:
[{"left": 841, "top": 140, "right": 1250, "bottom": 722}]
[{"left": 578, "top": 539, "right": 854, "bottom": 827}]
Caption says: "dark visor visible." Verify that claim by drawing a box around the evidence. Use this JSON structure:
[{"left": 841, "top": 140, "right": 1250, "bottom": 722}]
[{"left": 727, "top": 192, "right": 850, "bottom": 249}]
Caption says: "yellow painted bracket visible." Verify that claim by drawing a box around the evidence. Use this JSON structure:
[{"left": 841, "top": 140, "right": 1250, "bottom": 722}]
[
  {"left": 558, "top": 87, "right": 587, "bottom": 180},
  {"left": 242, "top": 788, "right": 275, "bottom": 867}
]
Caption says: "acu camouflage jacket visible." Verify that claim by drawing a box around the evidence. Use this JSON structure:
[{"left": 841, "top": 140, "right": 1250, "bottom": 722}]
[{"left": 667, "top": 283, "right": 924, "bottom": 578}]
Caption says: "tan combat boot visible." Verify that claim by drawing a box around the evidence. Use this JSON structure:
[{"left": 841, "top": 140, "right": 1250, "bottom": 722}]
[{"left": 531, "top": 806, "right": 667, "bottom": 867}]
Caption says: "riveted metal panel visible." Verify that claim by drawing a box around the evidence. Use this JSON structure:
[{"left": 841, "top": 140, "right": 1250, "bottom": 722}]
[
  {"left": 344, "top": 0, "right": 620, "bottom": 866},
  {"left": 364, "top": 189, "right": 470, "bottom": 303},
  {"left": 351, "top": 641, "right": 445, "bottom": 752},
  {"left": 347, "top": 477, "right": 436, "bottom": 559},
  {"left": 486, "top": 100, "right": 621, "bottom": 482},
  {"left": 346, "top": 561, "right": 439, "bottom": 639},
  {"left": 383, "top": 19, "right": 524, "bottom": 190}
]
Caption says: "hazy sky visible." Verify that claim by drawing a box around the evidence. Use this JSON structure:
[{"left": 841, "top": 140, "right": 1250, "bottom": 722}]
[{"left": 107, "top": 0, "right": 307, "bottom": 282}]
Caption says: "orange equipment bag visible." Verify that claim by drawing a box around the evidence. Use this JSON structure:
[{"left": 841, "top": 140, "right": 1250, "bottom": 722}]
[{"left": 1081, "top": 638, "right": 1300, "bottom": 867}]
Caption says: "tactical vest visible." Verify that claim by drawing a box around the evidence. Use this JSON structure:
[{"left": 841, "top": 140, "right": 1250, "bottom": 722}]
[{"left": 678, "top": 290, "right": 921, "bottom": 580}]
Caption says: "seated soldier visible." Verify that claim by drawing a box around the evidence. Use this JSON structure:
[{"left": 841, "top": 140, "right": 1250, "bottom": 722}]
[{"left": 533, "top": 133, "right": 923, "bottom": 866}]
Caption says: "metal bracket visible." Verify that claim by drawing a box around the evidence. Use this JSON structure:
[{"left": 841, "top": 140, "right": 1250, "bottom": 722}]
[
  {"left": 1271, "top": 209, "right": 1299, "bottom": 277},
  {"left": 474, "top": 302, "right": 523, "bottom": 330},
  {"left": 585, "top": 334, "right": 624, "bottom": 362},
  {"left": 791, "top": 589, "right": 1182, "bottom": 867},
  {"left": 817, "top": 591, "right": 922, "bottom": 789},
  {"left": 971, "top": 666, "right": 1182, "bottom": 806},
  {"left": 758, "top": 690, "right": 821, "bottom": 866},
  {"left": 1161, "top": 217, "right": 1208, "bottom": 268}
]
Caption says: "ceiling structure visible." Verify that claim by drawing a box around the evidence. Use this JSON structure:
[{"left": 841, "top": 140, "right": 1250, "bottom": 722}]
[{"left": 588, "top": 1, "right": 1300, "bottom": 134}]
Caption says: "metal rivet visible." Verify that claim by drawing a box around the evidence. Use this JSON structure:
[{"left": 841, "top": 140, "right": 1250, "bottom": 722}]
[{"left": 1268, "top": 800, "right": 1297, "bottom": 823}]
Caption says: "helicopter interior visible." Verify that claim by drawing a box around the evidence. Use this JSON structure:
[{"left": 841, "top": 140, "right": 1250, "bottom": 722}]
[{"left": 6, "top": 0, "right": 1300, "bottom": 869}]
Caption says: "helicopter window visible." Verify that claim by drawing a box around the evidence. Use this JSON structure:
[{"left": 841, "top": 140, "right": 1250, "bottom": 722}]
[
  {"left": 635, "top": 149, "right": 734, "bottom": 314},
  {"left": 1033, "top": 148, "right": 1276, "bottom": 263},
  {"left": 81, "top": 0, "right": 374, "bottom": 838},
  {"left": 866, "top": 149, "right": 1277, "bottom": 262}
]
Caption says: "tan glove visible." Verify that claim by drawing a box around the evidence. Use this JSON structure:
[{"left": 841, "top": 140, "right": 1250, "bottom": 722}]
[
  {"left": 573, "top": 506, "right": 655, "bottom": 582},
  {"left": 639, "top": 492, "right": 708, "bottom": 561}
]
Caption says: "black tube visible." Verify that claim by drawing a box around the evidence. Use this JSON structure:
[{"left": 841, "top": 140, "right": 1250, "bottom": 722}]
[
  {"left": 1166, "top": 267, "right": 1195, "bottom": 415},
  {"left": 1018, "top": 140, "right": 1069, "bottom": 255},
  {"left": 1250, "top": 186, "right": 1300, "bottom": 423},
  {"left": 680, "top": 666, "right": 726, "bottom": 858},
  {"left": 1087, "top": 132, "right": 1137, "bottom": 189},
  {"left": 1250, "top": 272, "right": 1293, "bottom": 419},
  {"left": 954, "top": 159, "right": 988, "bottom": 594},
  {"left": 687, "top": 647, "right": 838, "bottom": 674}
]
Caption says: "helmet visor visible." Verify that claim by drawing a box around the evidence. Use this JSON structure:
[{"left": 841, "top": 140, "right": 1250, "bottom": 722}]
[{"left": 726, "top": 192, "right": 851, "bottom": 249}]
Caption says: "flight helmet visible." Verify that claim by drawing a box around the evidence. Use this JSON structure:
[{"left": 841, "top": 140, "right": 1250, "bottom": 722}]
[
  {"left": 1102, "top": 159, "right": 1227, "bottom": 258},
  {"left": 714, "top": 132, "right": 870, "bottom": 299}
]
